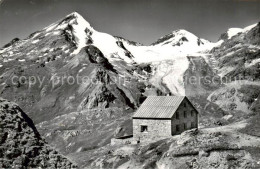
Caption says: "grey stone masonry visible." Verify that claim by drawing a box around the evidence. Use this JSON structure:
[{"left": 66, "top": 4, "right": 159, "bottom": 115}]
[
  {"left": 133, "top": 119, "right": 172, "bottom": 142},
  {"left": 171, "top": 98, "right": 198, "bottom": 135}
]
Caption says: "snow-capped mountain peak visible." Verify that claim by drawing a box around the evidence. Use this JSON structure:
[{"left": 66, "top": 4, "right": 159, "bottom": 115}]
[
  {"left": 44, "top": 12, "right": 93, "bottom": 33},
  {"left": 226, "top": 28, "right": 243, "bottom": 39},
  {"left": 0, "top": 12, "right": 216, "bottom": 64},
  {"left": 44, "top": 12, "right": 136, "bottom": 62},
  {"left": 44, "top": 12, "right": 94, "bottom": 54},
  {"left": 151, "top": 29, "right": 210, "bottom": 47},
  {"left": 220, "top": 23, "right": 258, "bottom": 40},
  {"left": 68, "top": 11, "right": 85, "bottom": 18}
]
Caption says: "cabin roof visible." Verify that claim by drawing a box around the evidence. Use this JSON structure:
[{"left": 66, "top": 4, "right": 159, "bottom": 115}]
[{"left": 133, "top": 96, "right": 189, "bottom": 119}]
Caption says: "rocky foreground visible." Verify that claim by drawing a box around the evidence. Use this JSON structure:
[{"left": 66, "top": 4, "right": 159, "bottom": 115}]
[
  {"left": 0, "top": 98, "right": 77, "bottom": 168},
  {"left": 71, "top": 123, "right": 260, "bottom": 169}
]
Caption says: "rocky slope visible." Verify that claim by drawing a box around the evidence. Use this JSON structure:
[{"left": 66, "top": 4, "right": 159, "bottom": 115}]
[
  {"left": 0, "top": 98, "right": 76, "bottom": 168},
  {"left": 207, "top": 22, "right": 260, "bottom": 115},
  {"left": 72, "top": 124, "right": 260, "bottom": 169}
]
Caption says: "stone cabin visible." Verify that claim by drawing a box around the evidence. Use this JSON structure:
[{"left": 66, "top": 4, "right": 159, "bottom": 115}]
[{"left": 132, "top": 96, "right": 198, "bottom": 142}]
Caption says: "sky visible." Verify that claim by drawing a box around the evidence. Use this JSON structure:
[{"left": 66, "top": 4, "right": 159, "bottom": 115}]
[{"left": 0, "top": 0, "right": 259, "bottom": 46}]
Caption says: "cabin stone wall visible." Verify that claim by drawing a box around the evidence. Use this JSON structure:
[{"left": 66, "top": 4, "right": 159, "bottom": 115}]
[
  {"left": 111, "top": 137, "right": 133, "bottom": 145},
  {"left": 171, "top": 98, "right": 198, "bottom": 135},
  {"left": 133, "top": 119, "right": 172, "bottom": 142}
]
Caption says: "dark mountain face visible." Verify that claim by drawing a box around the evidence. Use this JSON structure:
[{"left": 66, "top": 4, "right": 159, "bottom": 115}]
[
  {"left": 151, "top": 32, "right": 177, "bottom": 45},
  {"left": 245, "top": 22, "right": 260, "bottom": 45},
  {"left": 114, "top": 36, "right": 143, "bottom": 46},
  {"left": 0, "top": 98, "right": 76, "bottom": 168},
  {"left": 0, "top": 43, "right": 149, "bottom": 124},
  {"left": 0, "top": 12, "right": 259, "bottom": 168}
]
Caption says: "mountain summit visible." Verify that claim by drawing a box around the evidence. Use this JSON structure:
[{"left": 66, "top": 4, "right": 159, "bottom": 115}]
[
  {"left": 43, "top": 12, "right": 94, "bottom": 55},
  {"left": 151, "top": 29, "right": 211, "bottom": 49}
]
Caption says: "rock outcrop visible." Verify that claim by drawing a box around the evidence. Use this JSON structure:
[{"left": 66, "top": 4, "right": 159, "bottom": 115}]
[{"left": 0, "top": 98, "right": 77, "bottom": 168}]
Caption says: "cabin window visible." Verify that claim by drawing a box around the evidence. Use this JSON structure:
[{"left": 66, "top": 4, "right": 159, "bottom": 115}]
[
  {"left": 184, "top": 111, "right": 187, "bottom": 118},
  {"left": 176, "top": 112, "right": 179, "bottom": 119},
  {"left": 183, "top": 123, "right": 187, "bottom": 130},
  {"left": 140, "top": 125, "right": 148, "bottom": 132},
  {"left": 191, "top": 110, "right": 193, "bottom": 116},
  {"left": 183, "top": 103, "right": 186, "bottom": 107},
  {"left": 176, "top": 125, "right": 180, "bottom": 132}
]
